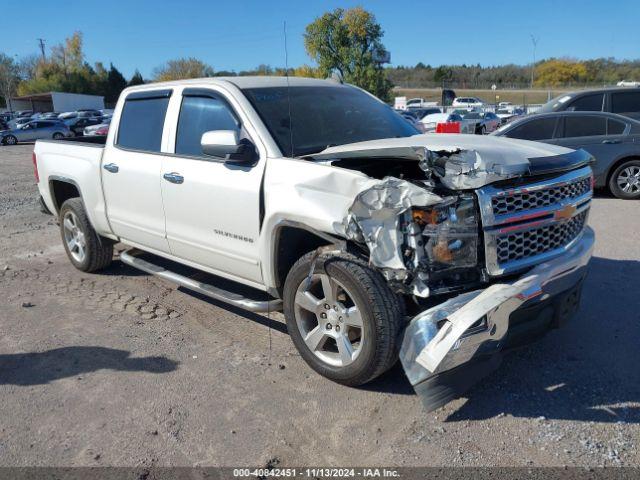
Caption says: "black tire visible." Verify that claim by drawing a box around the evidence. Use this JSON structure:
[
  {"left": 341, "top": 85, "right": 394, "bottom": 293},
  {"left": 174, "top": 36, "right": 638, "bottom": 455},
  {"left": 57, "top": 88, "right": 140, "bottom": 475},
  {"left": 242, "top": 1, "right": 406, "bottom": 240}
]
[
  {"left": 52, "top": 132, "right": 64, "bottom": 140},
  {"left": 283, "top": 251, "right": 405, "bottom": 386},
  {"left": 59, "top": 198, "right": 113, "bottom": 272},
  {"left": 3, "top": 135, "right": 17, "bottom": 145},
  {"left": 609, "top": 160, "right": 640, "bottom": 199}
]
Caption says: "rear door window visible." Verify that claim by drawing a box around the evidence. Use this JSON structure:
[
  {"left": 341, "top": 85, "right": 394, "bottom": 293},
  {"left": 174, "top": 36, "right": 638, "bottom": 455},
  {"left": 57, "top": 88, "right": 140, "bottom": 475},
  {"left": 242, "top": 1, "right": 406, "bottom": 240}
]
[
  {"left": 116, "top": 90, "right": 171, "bottom": 152},
  {"left": 175, "top": 91, "right": 240, "bottom": 157},
  {"left": 504, "top": 118, "right": 557, "bottom": 140},
  {"left": 566, "top": 93, "right": 604, "bottom": 112},
  {"left": 563, "top": 115, "right": 606, "bottom": 137},
  {"left": 611, "top": 91, "right": 640, "bottom": 116}
]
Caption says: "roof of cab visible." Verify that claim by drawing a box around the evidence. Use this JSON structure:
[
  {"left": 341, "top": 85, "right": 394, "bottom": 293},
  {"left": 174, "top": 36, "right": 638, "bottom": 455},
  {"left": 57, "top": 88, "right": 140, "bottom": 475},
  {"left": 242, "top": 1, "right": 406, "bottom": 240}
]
[{"left": 122, "top": 76, "right": 344, "bottom": 93}]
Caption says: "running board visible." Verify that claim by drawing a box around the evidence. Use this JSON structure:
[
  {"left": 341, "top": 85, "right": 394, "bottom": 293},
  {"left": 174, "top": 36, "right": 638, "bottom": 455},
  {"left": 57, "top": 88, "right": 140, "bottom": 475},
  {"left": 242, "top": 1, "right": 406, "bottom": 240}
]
[{"left": 119, "top": 249, "right": 283, "bottom": 313}]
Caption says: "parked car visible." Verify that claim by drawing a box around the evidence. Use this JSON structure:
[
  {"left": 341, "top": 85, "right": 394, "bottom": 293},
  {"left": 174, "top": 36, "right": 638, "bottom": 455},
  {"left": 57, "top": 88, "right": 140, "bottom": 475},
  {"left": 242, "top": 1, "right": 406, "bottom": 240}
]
[
  {"left": 38, "top": 112, "right": 61, "bottom": 120},
  {"left": 452, "top": 97, "right": 486, "bottom": 108},
  {"left": 617, "top": 80, "right": 640, "bottom": 87},
  {"left": 65, "top": 116, "right": 104, "bottom": 136},
  {"left": 0, "top": 118, "right": 7, "bottom": 131},
  {"left": 8, "top": 117, "right": 33, "bottom": 129},
  {"left": 1, "top": 120, "right": 72, "bottom": 145},
  {"left": 539, "top": 87, "right": 640, "bottom": 121},
  {"left": 492, "top": 111, "right": 640, "bottom": 199},
  {"left": 92, "top": 125, "right": 110, "bottom": 136},
  {"left": 406, "top": 98, "right": 438, "bottom": 109},
  {"left": 496, "top": 108, "right": 525, "bottom": 124},
  {"left": 409, "top": 107, "right": 442, "bottom": 120},
  {"left": 59, "top": 110, "right": 103, "bottom": 121},
  {"left": 420, "top": 112, "right": 474, "bottom": 134},
  {"left": 83, "top": 118, "right": 112, "bottom": 136},
  {"left": 34, "top": 77, "right": 594, "bottom": 412},
  {"left": 462, "top": 111, "right": 500, "bottom": 134},
  {"left": 394, "top": 109, "right": 423, "bottom": 131}
]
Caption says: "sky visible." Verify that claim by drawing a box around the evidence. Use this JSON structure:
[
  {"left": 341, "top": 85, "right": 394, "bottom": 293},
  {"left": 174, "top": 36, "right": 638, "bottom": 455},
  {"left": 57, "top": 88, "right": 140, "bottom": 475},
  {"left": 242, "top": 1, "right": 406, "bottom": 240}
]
[{"left": 2, "top": 0, "right": 639, "bottom": 79}]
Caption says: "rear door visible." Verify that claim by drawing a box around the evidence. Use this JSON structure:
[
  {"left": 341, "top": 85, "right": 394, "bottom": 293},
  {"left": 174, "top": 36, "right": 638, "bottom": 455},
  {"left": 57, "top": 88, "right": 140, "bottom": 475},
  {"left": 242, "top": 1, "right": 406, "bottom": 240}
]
[
  {"left": 549, "top": 114, "right": 630, "bottom": 184},
  {"left": 101, "top": 89, "right": 172, "bottom": 253},
  {"left": 159, "top": 86, "right": 266, "bottom": 283},
  {"left": 610, "top": 90, "right": 640, "bottom": 121}
]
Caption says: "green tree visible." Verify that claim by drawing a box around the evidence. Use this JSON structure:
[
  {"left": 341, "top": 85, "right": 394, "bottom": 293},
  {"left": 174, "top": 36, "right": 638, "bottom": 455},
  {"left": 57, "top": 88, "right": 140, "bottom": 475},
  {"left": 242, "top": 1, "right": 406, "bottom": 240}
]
[
  {"left": 304, "top": 7, "right": 392, "bottom": 101},
  {"left": 128, "top": 70, "right": 145, "bottom": 86},
  {"left": 433, "top": 66, "right": 453, "bottom": 84},
  {"left": 105, "top": 64, "right": 127, "bottom": 104},
  {"left": 153, "top": 58, "right": 214, "bottom": 81}
]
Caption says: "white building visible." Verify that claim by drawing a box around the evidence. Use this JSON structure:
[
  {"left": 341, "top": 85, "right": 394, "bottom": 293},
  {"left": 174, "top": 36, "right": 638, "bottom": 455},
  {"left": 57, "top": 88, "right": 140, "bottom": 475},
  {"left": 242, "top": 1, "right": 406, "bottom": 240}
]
[{"left": 9, "top": 92, "right": 104, "bottom": 113}]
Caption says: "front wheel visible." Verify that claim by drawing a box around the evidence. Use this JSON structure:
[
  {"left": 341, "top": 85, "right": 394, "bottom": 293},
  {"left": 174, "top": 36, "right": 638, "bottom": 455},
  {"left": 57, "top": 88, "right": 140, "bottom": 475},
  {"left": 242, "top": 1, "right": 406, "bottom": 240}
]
[
  {"left": 283, "top": 252, "right": 404, "bottom": 386},
  {"left": 59, "top": 198, "right": 114, "bottom": 272},
  {"left": 609, "top": 160, "right": 640, "bottom": 199},
  {"left": 52, "top": 132, "right": 64, "bottom": 140}
]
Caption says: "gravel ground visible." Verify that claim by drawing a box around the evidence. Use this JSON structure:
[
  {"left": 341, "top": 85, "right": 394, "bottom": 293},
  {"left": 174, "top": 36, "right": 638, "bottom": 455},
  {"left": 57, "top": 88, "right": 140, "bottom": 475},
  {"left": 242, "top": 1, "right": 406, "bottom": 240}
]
[{"left": 0, "top": 144, "right": 638, "bottom": 467}]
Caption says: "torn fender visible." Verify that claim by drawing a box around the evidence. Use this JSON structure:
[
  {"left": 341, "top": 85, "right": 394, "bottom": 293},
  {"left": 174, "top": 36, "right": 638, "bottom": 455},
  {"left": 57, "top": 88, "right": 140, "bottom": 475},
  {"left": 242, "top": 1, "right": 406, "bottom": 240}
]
[{"left": 399, "top": 227, "right": 594, "bottom": 412}]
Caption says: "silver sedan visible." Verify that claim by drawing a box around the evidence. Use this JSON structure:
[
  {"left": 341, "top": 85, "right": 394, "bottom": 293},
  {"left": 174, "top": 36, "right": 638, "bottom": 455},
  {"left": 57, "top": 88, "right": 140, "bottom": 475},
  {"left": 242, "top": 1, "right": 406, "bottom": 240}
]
[{"left": 1, "top": 120, "right": 72, "bottom": 145}]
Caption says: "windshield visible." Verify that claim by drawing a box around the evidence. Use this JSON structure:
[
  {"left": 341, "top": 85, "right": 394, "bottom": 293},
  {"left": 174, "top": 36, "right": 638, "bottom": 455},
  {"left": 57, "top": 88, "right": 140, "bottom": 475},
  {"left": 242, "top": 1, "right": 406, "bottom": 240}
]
[{"left": 242, "top": 85, "right": 419, "bottom": 157}]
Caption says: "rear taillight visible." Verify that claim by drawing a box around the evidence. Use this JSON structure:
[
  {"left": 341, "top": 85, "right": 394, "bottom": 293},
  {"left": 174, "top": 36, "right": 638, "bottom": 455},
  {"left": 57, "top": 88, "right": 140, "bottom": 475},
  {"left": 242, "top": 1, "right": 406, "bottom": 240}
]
[{"left": 32, "top": 152, "right": 39, "bottom": 183}]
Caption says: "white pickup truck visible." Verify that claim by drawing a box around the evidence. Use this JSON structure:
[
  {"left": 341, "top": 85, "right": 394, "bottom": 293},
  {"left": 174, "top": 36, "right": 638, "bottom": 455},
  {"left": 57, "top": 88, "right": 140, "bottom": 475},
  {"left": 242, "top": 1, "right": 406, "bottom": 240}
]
[{"left": 34, "top": 77, "right": 595, "bottom": 410}]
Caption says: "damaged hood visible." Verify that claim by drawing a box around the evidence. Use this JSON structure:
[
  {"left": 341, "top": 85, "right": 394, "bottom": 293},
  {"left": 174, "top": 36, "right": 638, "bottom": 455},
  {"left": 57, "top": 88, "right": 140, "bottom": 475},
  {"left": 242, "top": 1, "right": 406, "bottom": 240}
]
[{"left": 310, "top": 134, "right": 593, "bottom": 189}]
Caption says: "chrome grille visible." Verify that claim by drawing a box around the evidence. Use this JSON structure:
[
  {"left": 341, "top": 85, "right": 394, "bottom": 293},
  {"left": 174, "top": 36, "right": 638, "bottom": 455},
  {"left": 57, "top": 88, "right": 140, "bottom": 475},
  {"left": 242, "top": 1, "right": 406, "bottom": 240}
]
[
  {"left": 477, "top": 166, "right": 593, "bottom": 276},
  {"left": 496, "top": 211, "right": 588, "bottom": 263},
  {"left": 492, "top": 177, "right": 591, "bottom": 216}
]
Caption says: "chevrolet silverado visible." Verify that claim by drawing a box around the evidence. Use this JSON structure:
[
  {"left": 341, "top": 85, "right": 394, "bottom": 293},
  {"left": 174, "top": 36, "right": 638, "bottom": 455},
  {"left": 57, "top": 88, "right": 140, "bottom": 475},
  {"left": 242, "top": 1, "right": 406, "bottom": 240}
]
[{"left": 34, "top": 77, "right": 595, "bottom": 410}]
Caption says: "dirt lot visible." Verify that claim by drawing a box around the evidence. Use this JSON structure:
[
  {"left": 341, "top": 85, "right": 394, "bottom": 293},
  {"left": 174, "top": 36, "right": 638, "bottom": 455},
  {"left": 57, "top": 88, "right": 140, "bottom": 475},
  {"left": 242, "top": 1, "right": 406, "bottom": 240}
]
[{"left": 0, "top": 144, "right": 638, "bottom": 468}]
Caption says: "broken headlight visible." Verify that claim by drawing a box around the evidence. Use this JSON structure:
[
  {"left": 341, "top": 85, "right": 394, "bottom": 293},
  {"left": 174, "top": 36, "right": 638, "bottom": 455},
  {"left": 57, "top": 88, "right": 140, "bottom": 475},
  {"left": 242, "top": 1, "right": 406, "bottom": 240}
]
[{"left": 411, "top": 194, "right": 479, "bottom": 272}]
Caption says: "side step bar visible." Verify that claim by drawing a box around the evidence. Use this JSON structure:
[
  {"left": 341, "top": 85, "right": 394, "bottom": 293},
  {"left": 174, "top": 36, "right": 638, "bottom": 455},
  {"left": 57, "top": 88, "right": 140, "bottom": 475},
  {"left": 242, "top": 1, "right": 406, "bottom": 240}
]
[{"left": 120, "top": 249, "right": 283, "bottom": 313}]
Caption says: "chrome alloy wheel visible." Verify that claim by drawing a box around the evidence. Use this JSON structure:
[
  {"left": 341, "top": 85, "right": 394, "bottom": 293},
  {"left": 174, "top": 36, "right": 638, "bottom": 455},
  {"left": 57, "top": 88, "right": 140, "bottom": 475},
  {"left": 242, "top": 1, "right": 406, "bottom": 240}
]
[
  {"left": 62, "top": 211, "right": 87, "bottom": 263},
  {"left": 294, "top": 273, "right": 364, "bottom": 367},
  {"left": 617, "top": 165, "right": 640, "bottom": 194}
]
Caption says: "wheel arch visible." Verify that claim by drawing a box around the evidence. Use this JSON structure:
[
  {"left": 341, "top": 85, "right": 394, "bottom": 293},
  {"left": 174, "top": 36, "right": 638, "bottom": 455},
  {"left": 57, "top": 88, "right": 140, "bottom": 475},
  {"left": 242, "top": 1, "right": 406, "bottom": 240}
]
[
  {"left": 48, "top": 176, "right": 83, "bottom": 214},
  {"left": 270, "top": 221, "right": 344, "bottom": 298}
]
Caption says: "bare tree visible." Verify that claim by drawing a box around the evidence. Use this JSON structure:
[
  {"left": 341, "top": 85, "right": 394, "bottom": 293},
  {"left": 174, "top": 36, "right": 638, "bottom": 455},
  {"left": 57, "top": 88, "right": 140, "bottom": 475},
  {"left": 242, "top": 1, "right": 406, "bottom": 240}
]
[{"left": 0, "top": 53, "right": 19, "bottom": 110}]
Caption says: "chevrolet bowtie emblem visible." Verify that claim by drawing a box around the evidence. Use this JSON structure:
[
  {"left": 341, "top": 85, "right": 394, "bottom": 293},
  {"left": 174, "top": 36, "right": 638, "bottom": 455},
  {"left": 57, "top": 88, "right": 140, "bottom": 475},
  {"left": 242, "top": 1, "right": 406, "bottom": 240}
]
[{"left": 554, "top": 204, "right": 577, "bottom": 220}]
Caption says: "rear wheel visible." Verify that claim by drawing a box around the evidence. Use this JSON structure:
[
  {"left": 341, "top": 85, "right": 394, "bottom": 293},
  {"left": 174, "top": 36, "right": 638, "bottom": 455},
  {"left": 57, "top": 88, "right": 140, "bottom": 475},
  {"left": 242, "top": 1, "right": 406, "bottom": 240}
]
[
  {"left": 3, "top": 135, "right": 17, "bottom": 145},
  {"left": 59, "top": 198, "right": 113, "bottom": 272},
  {"left": 52, "top": 132, "right": 64, "bottom": 140},
  {"left": 609, "top": 160, "right": 640, "bottom": 199},
  {"left": 283, "top": 251, "right": 404, "bottom": 386}
]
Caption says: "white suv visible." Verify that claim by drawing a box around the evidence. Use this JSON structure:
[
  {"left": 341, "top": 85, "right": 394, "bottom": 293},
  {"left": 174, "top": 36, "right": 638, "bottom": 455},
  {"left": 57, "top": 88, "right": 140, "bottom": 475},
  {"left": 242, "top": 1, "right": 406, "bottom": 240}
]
[{"left": 452, "top": 97, "right": 486, "bottom": 108}]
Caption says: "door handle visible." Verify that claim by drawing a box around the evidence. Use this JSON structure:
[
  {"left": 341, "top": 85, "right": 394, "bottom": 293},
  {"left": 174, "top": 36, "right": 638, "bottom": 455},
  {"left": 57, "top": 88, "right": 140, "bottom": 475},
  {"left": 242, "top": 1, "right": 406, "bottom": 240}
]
[
  {"left": 163, "top": 172, "right": 184, "bottom": 184},
  {"left": 602, "top": 139, "right": 621, "bottom": 144},
  {"left": 103, "top": 163, "right": 119, "bottom": 173}
]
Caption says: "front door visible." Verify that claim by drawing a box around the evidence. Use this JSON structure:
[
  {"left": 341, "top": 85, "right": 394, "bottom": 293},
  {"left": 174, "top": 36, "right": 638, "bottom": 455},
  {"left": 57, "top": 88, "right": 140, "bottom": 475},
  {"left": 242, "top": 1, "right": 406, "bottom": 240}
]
[
  {"left": 101, "top": 89, "right": 172, "bottom": 253},
  {"left": 160, "top": 87, "right": 266, "bottom": 283}
]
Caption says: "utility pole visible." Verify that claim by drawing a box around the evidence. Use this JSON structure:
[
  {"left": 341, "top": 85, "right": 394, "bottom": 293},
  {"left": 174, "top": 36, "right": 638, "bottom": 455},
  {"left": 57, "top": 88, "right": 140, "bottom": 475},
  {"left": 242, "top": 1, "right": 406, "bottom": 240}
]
[
  {"left": 530, "top": 35, "right": 539, "bottom": 89},
  {"left": 37, "top": 38, "right": 46, "bottom": 60}
]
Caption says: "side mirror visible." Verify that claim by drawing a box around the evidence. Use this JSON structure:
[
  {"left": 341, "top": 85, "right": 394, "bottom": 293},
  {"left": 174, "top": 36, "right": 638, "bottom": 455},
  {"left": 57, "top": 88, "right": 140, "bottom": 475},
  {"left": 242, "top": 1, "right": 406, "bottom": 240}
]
[{"left": 201, "top": 130, "right": 256, "bottom": 164}]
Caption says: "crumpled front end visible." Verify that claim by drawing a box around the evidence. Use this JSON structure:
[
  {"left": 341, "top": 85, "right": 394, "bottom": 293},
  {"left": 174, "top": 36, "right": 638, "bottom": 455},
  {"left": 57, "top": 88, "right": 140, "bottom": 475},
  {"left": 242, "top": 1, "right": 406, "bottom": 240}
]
[{"left": 400, "top": 226, "right": 594, "bottom": 412}]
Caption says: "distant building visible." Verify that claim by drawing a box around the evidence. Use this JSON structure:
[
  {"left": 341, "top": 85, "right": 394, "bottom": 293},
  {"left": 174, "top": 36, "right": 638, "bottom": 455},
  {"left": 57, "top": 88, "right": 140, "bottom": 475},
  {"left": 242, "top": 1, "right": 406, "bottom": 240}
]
[{"left": 9, "top": 92, "right": 104, "bottom": 113}]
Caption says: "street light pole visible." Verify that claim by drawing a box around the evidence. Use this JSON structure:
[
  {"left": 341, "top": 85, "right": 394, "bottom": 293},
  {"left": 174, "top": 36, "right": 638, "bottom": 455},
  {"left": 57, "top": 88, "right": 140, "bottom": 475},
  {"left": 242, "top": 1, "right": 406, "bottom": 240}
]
[{"left": 530, "top": 35, "right": 539, "bottom": 89}]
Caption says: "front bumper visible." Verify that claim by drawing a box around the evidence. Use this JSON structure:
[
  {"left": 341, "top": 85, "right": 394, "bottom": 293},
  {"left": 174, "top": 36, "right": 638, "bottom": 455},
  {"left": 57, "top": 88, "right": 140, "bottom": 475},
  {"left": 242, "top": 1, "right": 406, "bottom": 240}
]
[{"left": 400, "top": 226, "right": 594, "bottom": 411}]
